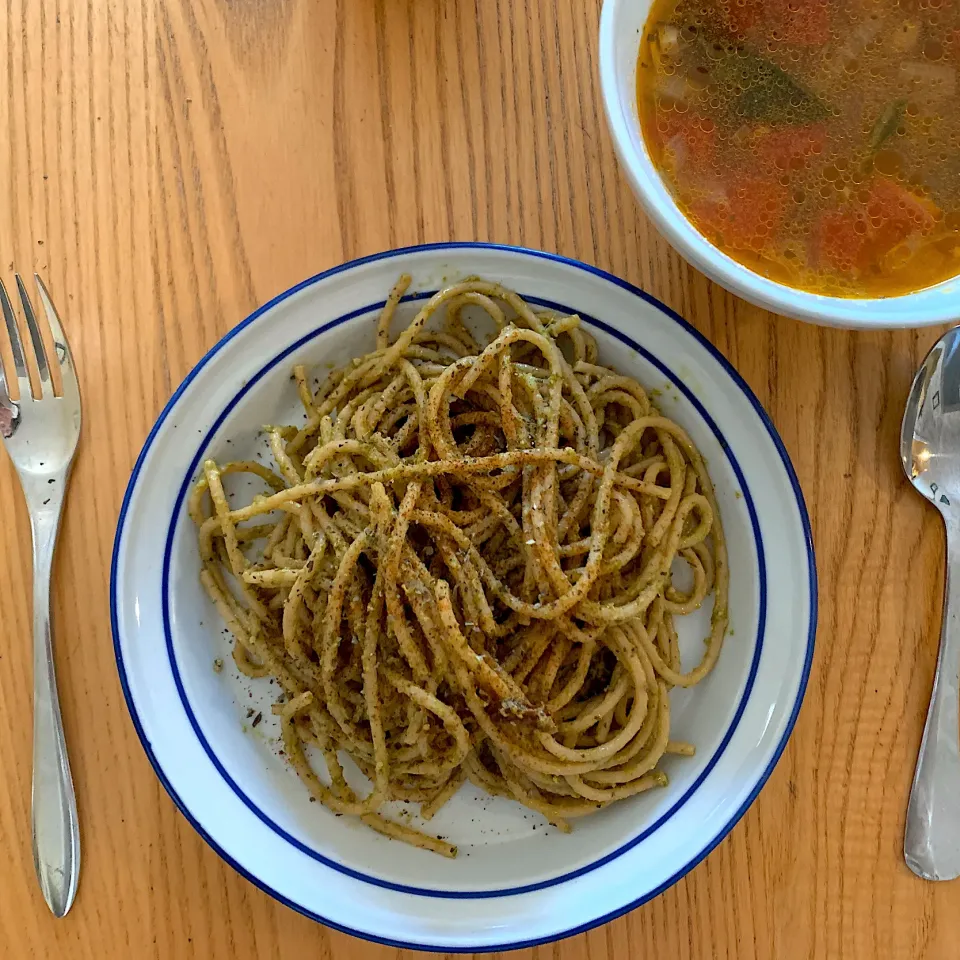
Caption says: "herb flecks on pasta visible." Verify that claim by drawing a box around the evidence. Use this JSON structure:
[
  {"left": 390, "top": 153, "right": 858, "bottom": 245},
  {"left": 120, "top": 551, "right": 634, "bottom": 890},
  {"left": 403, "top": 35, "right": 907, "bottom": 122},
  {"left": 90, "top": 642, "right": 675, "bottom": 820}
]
[{"left": 192, "top": 276, "right": 728, "bottom": 857}]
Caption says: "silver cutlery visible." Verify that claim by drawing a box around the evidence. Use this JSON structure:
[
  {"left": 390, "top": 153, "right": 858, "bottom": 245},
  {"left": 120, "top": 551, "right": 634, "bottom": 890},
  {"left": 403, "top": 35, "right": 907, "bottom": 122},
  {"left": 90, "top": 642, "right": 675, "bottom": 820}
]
[
  {"left": 0, "top": 275, "right": 81, "bottom": 915},
  {"left": 901, "top": 326, "right": 960, "bottom": 882}
]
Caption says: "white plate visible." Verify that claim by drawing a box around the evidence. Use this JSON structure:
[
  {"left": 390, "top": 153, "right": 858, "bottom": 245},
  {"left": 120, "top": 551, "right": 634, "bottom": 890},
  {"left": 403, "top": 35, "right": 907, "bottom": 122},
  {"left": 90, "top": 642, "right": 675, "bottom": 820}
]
[{"left": 111, "top": 243, "right": 816, "bottom": 951}]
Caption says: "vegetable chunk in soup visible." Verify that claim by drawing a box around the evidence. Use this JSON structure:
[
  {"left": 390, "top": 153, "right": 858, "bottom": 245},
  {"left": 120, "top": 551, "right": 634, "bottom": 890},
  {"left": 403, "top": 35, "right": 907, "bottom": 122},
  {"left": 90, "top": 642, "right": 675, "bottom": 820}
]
[{"left": 637, "top": 0, "right": 960, "bottom": 297}]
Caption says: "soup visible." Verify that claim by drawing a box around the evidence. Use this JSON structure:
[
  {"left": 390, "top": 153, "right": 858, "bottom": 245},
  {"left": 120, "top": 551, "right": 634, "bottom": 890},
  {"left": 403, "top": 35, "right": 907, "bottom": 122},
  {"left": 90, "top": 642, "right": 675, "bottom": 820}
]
[{"left": 636, "top": 0, "right": 960, "bottom": 298}]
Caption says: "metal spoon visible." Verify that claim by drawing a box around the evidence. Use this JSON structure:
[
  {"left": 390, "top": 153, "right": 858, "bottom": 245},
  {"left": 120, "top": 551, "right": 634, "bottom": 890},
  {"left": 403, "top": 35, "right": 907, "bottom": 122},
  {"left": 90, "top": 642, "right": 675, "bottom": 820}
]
[{"left": 901, "top": 327, "right": 960, "bottom": 882}]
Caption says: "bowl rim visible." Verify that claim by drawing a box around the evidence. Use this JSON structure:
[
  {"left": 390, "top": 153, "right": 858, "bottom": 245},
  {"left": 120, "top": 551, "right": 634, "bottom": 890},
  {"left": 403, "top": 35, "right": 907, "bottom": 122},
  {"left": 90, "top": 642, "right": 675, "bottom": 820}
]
[
  {"left": 110, "top": 241, "right": 818, "bottom": 950},
  {"left": 598, "top": 0, "right": 960, "bottom": 329}
]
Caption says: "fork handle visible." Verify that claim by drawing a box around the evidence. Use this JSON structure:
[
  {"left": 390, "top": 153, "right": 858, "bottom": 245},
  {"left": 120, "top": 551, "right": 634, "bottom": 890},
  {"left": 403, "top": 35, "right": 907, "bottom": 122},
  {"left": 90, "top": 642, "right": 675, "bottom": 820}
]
[
  {"left": 27, "top": 472, "right": 80, "bottom": 916},
  {"left": 905, "top": 511, "right": 960, "bottom": 881}
]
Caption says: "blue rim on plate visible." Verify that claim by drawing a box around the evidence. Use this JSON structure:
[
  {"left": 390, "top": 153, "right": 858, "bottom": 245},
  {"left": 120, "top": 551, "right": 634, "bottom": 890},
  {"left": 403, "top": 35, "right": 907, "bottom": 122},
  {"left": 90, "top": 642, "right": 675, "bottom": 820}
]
[
  {"left": 111, "top": 242, "right": 817, "bottom": 951},
  {"left": 160, "top": 290, "right": 766, "bottom": 898}
]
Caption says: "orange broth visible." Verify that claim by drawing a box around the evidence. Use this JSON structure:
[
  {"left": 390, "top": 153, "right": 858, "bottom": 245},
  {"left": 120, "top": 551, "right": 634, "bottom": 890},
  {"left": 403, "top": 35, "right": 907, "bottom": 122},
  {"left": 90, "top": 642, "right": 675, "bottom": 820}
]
[{"left": 636, "top": 0, "right": 960, "bottom": 297}]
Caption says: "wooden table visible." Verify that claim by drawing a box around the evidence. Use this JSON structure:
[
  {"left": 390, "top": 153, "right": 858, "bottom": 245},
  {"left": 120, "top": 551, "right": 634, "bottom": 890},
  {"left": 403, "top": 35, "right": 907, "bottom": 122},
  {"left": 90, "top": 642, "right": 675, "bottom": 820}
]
[{"left": 0, "top": 1, "right": 955, "bottom": 957}]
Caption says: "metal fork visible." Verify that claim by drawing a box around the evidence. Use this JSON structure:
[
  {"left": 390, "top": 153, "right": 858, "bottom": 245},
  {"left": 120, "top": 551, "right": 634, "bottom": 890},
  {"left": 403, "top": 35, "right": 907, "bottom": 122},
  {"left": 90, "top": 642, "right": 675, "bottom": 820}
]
[{"left": 0, "top": 275, "right": 81, "bottom": 917}]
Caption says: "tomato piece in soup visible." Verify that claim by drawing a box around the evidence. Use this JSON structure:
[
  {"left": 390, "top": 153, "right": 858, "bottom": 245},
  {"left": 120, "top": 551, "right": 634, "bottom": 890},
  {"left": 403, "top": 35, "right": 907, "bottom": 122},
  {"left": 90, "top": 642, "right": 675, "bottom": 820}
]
[
  {"left": 654, "top": 112, "right": 717, "bottom": 160},
  {"left": 812, "top": 178, "right": 939, "bottom": 275},
  {"left": 653, "top": 111, "right": 718, "bottom": 183},
  {"left": 770, "top": 0, "right": 832, "bottom": 47},
  {"left": 751, "top": 124, "right": 827, "bottom": 171},
  {"left": 724, "top": 0, "right": 832, "bottom": 45},
  {"left": 691, "top": 176, "right": 788, "bottom": 252},
  {"left": 723, "top": 0, "right": 764, "bottom": 34},
  {"left": 866, "top": 177, "right": 938, "bottom": 251},
  {"left": 812, "top": 209, "right": 869, "bottom": 273}
]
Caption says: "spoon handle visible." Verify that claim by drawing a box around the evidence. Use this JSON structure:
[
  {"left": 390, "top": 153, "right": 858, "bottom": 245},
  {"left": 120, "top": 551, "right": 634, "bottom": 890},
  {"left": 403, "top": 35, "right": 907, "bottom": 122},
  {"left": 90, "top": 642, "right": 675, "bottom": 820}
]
[{"left": 905, "top": 512, "right": 960, "bottom": 881}]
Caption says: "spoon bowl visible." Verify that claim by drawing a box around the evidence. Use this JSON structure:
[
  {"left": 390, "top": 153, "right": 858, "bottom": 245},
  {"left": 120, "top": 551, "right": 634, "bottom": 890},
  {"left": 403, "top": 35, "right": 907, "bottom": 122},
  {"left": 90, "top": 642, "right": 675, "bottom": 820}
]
[{"left": 902, "top": 332, "right": 960, "bottom": 509}]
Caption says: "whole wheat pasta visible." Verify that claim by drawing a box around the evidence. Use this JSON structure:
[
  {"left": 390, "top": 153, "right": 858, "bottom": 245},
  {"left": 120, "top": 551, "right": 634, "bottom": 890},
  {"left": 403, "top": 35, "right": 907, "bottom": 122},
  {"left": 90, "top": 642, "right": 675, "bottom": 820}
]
[{"left": 192, "top": 276, "right": 728, "bottom": 857}]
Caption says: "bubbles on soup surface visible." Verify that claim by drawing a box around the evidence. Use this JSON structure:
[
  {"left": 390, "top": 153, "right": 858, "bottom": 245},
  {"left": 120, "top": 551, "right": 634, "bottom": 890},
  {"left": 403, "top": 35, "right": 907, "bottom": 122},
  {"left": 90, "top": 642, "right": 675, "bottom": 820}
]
[{"left": 637, "top": 0, "right": 960, "bottom": 296}]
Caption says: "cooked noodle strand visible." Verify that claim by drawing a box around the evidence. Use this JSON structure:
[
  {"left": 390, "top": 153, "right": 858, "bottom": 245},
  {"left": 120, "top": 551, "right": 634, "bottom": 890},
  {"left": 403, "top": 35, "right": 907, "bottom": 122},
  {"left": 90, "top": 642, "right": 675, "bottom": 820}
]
[{"left": 194, "top": 277, "right": 728, "bottom": 857}]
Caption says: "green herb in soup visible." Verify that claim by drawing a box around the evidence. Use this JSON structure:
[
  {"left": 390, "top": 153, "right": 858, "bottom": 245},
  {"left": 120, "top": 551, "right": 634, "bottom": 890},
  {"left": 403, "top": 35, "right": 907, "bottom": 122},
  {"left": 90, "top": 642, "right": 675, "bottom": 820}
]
[{"left": 637, "top": 0, "right": 960, "bottom": 298}]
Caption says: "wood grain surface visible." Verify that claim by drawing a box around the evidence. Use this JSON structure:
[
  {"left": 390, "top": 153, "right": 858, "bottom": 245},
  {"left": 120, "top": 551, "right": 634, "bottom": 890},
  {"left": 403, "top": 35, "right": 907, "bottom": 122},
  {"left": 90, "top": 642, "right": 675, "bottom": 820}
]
[{"left": 0, "top": 0, "right": 955, "bottom": 957}]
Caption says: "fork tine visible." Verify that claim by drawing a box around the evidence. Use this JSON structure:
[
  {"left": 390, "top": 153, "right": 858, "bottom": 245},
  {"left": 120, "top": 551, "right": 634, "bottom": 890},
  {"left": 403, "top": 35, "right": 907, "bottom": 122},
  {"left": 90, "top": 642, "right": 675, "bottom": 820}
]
[
  {"left": 0, "top": 277, "right": 31, "bottom": 400},
  {"left": 17, "top": 274, "right": 51, "bottom": 392},
  {"left": 0, "top": 337, "right": 8, "bottom": 407},
  {"left": 33, "top": 274, "right": 76, "bottom": 380}
]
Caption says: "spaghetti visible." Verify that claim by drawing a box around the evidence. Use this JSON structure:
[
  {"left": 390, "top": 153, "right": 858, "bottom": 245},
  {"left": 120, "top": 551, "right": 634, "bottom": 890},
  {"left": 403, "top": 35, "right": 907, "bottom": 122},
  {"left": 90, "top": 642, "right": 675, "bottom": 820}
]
[{"left": 192, "top": 277, "right": 728, "bottom": 857}]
